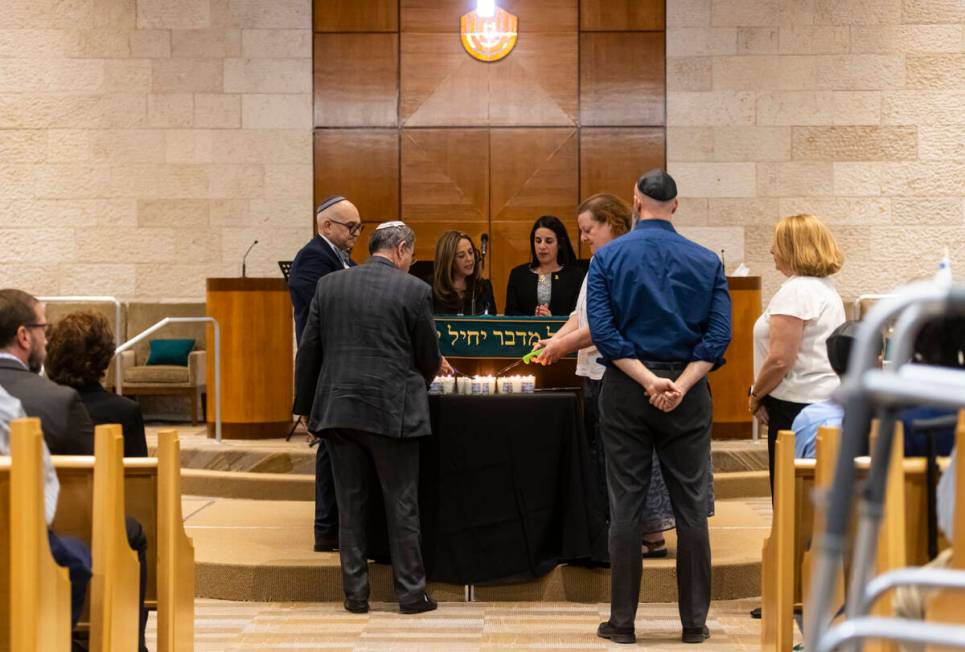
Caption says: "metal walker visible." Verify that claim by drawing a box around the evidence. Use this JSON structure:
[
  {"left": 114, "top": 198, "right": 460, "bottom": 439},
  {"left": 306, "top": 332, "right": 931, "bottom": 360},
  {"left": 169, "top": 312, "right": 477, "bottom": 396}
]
[{"left": 807, "top": 282, "right": 965, "bottom": 652}]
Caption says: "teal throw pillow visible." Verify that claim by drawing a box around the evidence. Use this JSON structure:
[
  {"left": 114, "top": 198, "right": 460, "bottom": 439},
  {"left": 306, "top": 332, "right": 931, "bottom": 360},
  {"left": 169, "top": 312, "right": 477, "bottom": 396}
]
[{"left": 146, "top": 338, "right": 195, "bottom": 366}]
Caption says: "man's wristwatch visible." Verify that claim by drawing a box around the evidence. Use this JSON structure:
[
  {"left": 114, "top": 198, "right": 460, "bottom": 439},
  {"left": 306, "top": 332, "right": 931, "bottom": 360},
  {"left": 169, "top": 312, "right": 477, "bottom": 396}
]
[{"left": 748, "top": 387, "right": 758, "bottom": 398}]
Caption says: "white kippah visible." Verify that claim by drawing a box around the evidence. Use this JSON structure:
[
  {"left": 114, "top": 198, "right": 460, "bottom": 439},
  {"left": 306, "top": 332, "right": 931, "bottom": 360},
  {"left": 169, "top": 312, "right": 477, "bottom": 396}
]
[{"left": 375, "top": 220, "right": 407, "bottom": 231}]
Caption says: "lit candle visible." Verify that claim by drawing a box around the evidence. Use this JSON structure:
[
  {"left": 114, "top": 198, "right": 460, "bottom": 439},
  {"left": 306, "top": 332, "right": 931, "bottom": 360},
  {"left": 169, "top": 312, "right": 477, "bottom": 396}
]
[
  {"left": 497, "top": 377, "right": 513, "bottom": 394},
  {"left": 457, "top": 376, "right": 471, "bottom": 395},
  {"left": 521, "top": 375, "right": 535, "bottom": 393},
  {"left": 510, "top": 375, "right": 523, "bottom": 393},
  {"left": 441, "top": 375, "right": 455, "bottom": 394}
]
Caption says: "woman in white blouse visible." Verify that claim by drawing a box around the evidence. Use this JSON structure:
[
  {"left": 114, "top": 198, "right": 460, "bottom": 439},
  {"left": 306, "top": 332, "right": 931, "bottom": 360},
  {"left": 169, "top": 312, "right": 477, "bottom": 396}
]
[{"left": 750, "top": 213, "right": 845, "bottom": 493}]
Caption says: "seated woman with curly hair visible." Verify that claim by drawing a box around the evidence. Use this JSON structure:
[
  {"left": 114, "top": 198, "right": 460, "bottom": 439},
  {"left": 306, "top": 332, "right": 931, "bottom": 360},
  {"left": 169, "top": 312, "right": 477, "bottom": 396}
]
[{"left": 46, "top": 311, "right": 148, "bottom": 457}]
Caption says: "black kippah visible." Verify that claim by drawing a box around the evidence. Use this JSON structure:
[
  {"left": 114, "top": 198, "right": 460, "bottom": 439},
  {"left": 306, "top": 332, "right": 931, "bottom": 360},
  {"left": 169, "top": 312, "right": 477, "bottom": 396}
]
[
  {"left": 316, "top": 195, "right": 346, "bottom": 214},
  {"left": 636, "top": 169, "right": 678, "bottom": 201}
]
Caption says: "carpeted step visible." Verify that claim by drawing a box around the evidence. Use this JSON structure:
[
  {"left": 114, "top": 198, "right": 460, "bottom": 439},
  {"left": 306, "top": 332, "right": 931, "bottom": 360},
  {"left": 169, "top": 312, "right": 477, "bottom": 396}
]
[{"left": 185, "top": 497, "right": 767, "bottom": 603}]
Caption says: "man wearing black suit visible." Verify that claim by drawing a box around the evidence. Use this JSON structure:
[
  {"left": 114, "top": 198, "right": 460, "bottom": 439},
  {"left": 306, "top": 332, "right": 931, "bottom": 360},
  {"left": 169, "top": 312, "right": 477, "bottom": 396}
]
[
  {"left": 288, "top": 195, "right": 363, "bottom": 552},
  {"left": 1, "top": 289, "right": 150, "bottom": 651},
  {"left": 294, "top": 221, "right": 443, "bottom": 615},
  {"left": 0, "top": 289, "right": 94, "bottom": 455}
]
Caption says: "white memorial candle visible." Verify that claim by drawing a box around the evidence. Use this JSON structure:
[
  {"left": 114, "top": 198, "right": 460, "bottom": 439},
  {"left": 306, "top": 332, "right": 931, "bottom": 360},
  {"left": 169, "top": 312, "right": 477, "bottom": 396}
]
[{"left": 441, "top": 375, "right": 455, "bottom": 394}]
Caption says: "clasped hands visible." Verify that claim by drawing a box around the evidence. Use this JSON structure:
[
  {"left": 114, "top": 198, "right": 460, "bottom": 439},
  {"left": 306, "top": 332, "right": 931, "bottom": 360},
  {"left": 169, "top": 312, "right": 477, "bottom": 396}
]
[{"left": 645, "top": 376, "right": 684, "bottom": 413}]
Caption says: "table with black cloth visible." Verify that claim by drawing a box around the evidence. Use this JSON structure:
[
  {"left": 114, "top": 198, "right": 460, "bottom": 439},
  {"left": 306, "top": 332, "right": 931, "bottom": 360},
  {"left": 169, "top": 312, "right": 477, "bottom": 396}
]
[{"left": 365, "top": 392, "right": 609, "bottom": 585}]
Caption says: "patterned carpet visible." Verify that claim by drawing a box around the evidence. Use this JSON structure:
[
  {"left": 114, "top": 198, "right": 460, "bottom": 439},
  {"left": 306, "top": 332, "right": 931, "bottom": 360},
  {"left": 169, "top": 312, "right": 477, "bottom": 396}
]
[{"left": 146, "top": 598, "right": 771, "bottom": 651}]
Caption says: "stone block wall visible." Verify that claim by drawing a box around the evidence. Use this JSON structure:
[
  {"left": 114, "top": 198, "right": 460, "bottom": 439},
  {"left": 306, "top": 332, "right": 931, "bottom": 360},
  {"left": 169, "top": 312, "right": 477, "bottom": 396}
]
[
  {"left": 1, "top": 0, "right": 962, "bottom": 305},
  {"left": 667, "top": 0, "right": 965, "bottom": 302},
  {"left": 0, "top": 0, "right": 313, "bottom": 300}
]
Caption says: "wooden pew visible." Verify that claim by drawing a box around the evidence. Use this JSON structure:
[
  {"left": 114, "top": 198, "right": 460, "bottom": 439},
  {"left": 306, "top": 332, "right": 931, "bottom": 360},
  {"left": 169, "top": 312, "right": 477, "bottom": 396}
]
[
  {"left": 51, "top": 428, "right": 195, "bottom": 652},
  {"left": 90, "top": 424, "right": 141, "bottom": 651},
  {"left": 6, "top": 417, "right": 72, "bottom": 651},
  {"left": 926, "top": 411, "right": 965, "bottom": 633},
  {"left": 53, "top": 457, "right": 159, "bottom": 613},
  {"left": 761, "top": 429, "right": 796, "bottom": 651},
  {"left": 156, "top": 429, "right": 195, "bottom": 652},
  {"left": 763, "top": 424, "right": 942, "bottom": 651},
  {"left": 801, "top": 426, "right": 844, "bottom": 636}
]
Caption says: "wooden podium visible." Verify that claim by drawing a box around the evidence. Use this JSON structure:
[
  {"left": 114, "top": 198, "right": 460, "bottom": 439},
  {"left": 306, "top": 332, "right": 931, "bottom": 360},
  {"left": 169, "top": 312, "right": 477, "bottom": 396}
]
[
  {"left": 708, "top": 276, "right": 762, "bottom": 439},
  {"left": 205, "top": 278, "right": 293, "bottom": 439}
]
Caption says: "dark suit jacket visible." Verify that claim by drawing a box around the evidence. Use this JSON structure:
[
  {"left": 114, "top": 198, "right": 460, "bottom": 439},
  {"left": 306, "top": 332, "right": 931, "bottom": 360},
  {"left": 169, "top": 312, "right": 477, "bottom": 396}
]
[
  {"left": 294, "top": 256, "right": 442, "bottom": 439},
  {"left": 0, "top": 358, "right": 94, "bottom": 455},
  {"left": 288, "top": 234, "right": 356, "bottom": 343},
  {"left": 432, "top": 278, "right": 498, "bottom": 315},
  {"left": 504, "top": 263, "right": 586, "bottom": 316},
  {"left": 77, "top": 384, "right": 149, "bottom": 458}
]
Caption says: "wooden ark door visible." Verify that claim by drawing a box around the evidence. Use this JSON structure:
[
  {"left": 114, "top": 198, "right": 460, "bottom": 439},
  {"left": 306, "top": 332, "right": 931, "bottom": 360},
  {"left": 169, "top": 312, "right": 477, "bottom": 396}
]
[{"left": 312, "top": 0, "right": 666, "bottom": 311}]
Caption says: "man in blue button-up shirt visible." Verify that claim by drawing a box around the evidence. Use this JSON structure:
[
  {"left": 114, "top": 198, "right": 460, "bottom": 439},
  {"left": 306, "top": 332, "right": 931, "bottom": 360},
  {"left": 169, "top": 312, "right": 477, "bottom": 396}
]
[{"left": 589, "top": 170, "right": 731, "bottom": 646}]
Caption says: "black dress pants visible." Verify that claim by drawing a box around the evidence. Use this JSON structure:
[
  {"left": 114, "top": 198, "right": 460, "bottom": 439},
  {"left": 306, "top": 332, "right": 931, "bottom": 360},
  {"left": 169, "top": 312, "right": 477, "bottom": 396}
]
[
  {"left": 326, "top": 429, "right": 426, "bottom": 604},
  {"left": 761, "top": 394, "right": 810, "bottom": 495},
  {"left": 599, "top": 366, "right": 713, "bottom": 631},
  {"left": 314, "top": 440, "right": 339, "bottom": 544},
  {"left": 125, "top": 515, "right": 149, "bottom": 652}
]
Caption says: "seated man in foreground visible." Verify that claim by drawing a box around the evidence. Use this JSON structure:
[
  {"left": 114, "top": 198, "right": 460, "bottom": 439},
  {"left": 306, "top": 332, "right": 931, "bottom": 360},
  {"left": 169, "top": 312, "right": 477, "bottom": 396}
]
[
  {"left": 0, "top": 384, "right": 92, "bottom": 633},
  {"left": 0, "top": 288, "right": 149, "bottom": 651}
]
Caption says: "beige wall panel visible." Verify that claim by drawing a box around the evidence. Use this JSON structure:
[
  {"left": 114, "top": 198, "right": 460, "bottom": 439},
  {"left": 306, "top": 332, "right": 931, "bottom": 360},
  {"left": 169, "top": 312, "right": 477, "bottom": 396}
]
[
  {"left": 314, "top": 0, "right": 398, "bottom": 32},
  {"left": 313, "top": 129, "right": 399, "bottom": 222},
  {"left": 400, "top": 32, "right": 577, "bottom": 127},
  {"left": 401, "top": 128, "right": 489, "bottom": 222},
  {"left": 580, "top": 128, "right": 665, "bottom": 205},
  {"left": 314, "top": 33, "right": 399, "bottom": 127},
  {"left": 402, "top": 0, "right": 577, "bottom": 32},
  {"left": 580, "top": 0, "right": 665, "bottom": 31},
  {"left": 581, "top": 32, "right": 666, "bottom": 127}
]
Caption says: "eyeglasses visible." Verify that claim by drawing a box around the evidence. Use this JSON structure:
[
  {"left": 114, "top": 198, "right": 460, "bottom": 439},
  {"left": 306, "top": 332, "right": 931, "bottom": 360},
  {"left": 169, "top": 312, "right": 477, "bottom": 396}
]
[
  {"left": 329, "top": 219, "right": 364, "bottom": 236},
  {"left": 25, "top": 323, "right": 50, "bottom": 337}
]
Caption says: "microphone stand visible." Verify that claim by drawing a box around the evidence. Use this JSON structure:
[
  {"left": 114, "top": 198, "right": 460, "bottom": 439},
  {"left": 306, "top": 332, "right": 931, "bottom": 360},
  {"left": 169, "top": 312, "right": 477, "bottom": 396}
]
[{"left": 242, "top": 239, "right": 259, "bottom": 278}]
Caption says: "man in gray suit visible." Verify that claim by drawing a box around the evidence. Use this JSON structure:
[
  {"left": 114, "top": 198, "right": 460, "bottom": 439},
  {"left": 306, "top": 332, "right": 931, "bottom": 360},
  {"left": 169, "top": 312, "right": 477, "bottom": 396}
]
[
  {"left": 0, "top": 288, "right": 94, "bottom": 455},
  {"left": 294, "top": 221, "right": 443, "bottom": 615}
]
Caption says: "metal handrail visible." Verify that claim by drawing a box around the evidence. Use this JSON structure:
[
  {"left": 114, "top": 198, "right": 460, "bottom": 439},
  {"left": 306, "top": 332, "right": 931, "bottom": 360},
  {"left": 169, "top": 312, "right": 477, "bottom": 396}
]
[
  {"left": 38, "top": 295, "right": 123, "bottom": 394},
  {"left": 114, "top": 317, "right": 222, "bottom": 443}
]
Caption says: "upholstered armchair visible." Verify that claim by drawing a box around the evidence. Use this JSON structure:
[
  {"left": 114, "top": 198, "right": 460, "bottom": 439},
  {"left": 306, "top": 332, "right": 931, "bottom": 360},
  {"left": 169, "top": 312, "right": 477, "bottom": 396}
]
[{"left": 119, "top": 302, "right": 207, "bottom": 424}]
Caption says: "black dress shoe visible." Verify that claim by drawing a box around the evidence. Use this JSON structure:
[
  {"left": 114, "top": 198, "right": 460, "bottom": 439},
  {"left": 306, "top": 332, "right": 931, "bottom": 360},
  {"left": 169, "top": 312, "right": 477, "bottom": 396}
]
[
  {"left": 399, "top": 593, "right": 438, "bottom": 614},
  {"left": 314, "top": 534, "right": 338, "bottom": 552},
  {"left": 682, "top": 625, "right": 710, "bottom": 644},
  {"left": 343, "top": 598, "right": 369, "bottom": 614},
  {"left": 750, "top": 606, "right": 761, "bottom": 619},
  {"left": 597, "top": 622, "right": 636, "bottom": 644}
]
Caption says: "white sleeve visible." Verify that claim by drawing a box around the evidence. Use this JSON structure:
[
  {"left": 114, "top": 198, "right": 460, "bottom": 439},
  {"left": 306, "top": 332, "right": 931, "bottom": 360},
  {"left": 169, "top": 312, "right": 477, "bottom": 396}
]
[{"left": 768, "top": 280, "right": 822, "bottom": 321}]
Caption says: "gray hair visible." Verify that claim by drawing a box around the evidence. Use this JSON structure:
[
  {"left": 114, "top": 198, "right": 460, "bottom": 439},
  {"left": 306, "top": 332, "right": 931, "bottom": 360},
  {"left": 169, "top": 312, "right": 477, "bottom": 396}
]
[{"left": 368, "top": 223, "right": 415, "bottom": 255}]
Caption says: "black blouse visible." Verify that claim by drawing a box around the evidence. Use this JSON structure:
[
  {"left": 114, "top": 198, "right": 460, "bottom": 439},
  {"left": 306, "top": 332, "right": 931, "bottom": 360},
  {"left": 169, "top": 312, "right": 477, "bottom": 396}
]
[
  {"left": 504, "top": 264, "right": 585, "bottom": 316},
  {"left": 77, "top": 384, "right": 149, "bottom": 458},
  {"left": 433, "top": 278, "right": 498, "bottom": 315}
]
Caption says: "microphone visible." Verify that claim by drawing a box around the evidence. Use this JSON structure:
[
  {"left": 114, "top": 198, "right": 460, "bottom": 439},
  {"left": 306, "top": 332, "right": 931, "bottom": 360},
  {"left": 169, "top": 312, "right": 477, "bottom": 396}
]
[
  {"left": 242, "top": 239, "right": 259, "bottom": 278},
  {"left": 720, "top": 248, "right": 726, "bottom": 273},
  {"left": 479, "top": 233, "right": 489, "bottom": 270}
]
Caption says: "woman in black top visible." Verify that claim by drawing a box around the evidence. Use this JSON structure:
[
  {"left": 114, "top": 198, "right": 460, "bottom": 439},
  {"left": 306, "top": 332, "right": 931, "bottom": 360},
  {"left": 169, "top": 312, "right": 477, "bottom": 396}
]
[
  {"left": 46, "top": 311, "right": 148, "bottom": 458},
  {"left": 432, "top": 231, "right": 497, "bottom": 315},
  {"left": 505, "top": 215, "right": 585, "bottom": 316}
]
